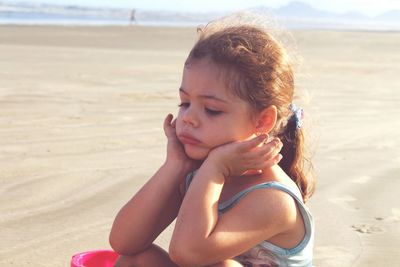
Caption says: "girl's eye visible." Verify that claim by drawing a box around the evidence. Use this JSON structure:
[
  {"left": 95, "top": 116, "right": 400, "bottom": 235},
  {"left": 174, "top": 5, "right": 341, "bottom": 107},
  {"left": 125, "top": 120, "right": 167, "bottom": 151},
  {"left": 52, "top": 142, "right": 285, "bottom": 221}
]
[
  {"left": 178, "top": 102, "right": 189, "bottom": 108},
  {"left": 205, "top": 108, "right": 222, "bottom": 116}
]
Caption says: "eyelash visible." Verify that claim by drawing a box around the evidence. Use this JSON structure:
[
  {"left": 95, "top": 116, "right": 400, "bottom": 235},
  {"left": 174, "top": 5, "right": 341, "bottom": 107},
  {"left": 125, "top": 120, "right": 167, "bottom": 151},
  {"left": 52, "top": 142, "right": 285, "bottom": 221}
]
[{"left": 178, "top": 103, "right": 222, "bottom": 116}]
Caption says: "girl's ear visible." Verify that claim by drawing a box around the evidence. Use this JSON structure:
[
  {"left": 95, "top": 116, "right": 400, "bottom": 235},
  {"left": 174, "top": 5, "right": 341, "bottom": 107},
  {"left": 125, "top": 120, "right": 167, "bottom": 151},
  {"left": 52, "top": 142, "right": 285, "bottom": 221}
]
[{"left": 255, "top": 105, "right": 277, "bottom": 134}]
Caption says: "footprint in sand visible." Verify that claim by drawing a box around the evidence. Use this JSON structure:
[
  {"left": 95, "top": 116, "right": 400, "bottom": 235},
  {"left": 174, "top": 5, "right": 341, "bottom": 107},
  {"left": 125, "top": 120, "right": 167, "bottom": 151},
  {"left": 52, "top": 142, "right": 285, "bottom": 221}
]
[
  {"left": 351, "top": 175, "right": 371, "bottom": 184},
  {"left": 374, "top": 208, "right": 400, "bottom": 222},
  {"left": 313, "top": 246, "right": 353, "bottom": 266},
  {"left": 329, "top": 196, "right": 358, "bottom": 211},
  {"left": 351, "top": 224, "right": 384, "bottom": 234},
  {"left": 389, "top": 208, "right": 400, "bottom": 222}
]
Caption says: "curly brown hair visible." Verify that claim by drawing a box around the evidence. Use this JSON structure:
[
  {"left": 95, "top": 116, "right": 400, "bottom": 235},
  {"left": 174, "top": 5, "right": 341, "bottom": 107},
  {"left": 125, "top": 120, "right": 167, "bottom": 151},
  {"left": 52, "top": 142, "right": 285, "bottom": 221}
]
[{"left": 185, "top": 24, "right": 315, "bottom": 202}]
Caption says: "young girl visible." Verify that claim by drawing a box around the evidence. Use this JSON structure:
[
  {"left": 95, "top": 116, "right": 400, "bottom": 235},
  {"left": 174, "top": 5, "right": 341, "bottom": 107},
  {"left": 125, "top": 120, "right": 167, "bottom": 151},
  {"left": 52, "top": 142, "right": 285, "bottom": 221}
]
[{"left": 110, "top": 18, "right": 315, "bottom": 267}]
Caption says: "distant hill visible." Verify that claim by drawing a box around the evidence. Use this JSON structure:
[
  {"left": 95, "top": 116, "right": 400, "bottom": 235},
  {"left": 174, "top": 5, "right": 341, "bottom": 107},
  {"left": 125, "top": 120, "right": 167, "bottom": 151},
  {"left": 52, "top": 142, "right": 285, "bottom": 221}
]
[
  {"left": 268, "top": 1, "right": 400, "bottom": 30},
  {"left": 339, "top": 11, "right": 369, "bottom": 21},
  {"left": 275, "top": 1, "right": 333, "bottom": 18},
  {"left": 272, "top": 1, "right": 400, "bottom": 23},
  {"left": 376, "top": 10, "right": 400, "bottom": 21}
]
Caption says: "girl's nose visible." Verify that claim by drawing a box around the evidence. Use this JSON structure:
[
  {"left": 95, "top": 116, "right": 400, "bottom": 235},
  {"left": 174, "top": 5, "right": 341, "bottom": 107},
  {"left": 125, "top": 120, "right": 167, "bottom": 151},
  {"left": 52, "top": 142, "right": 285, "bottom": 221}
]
[{"left": 182, "top": 108, "right": 199, "bottom": 128}]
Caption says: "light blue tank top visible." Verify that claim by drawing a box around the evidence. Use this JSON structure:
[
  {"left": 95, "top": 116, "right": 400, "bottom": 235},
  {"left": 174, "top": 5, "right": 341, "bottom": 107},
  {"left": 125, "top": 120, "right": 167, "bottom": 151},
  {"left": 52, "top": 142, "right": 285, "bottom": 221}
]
[{"left": 185, "top": 172, "right": 314, "bottom": 267}]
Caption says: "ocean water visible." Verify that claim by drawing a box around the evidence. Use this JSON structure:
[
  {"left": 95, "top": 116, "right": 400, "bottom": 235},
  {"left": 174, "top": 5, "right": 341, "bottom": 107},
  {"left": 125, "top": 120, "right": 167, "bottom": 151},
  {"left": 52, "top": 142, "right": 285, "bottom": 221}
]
[
  {"left": 0, "top": 10, "right": 399, "bottom": 31},
  {"left": 0, "top": 14, "right": 127, "bottom": 26},
  {"left": 0, "top": 10, "right": 209, "bottom": 27}
]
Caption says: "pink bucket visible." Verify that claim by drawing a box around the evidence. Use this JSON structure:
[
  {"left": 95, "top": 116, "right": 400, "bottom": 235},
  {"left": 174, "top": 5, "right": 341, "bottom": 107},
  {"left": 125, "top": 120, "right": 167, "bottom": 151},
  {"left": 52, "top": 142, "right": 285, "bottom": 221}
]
[{"left": 71, "top": 250, "right": 119, "bottom": 267}]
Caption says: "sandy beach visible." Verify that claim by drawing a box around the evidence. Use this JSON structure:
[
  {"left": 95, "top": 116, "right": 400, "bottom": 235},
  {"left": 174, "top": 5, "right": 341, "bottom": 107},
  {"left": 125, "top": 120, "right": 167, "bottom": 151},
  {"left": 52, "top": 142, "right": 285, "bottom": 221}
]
[{"left": 0, "top": 25, "right": 399, "bottom": 266}]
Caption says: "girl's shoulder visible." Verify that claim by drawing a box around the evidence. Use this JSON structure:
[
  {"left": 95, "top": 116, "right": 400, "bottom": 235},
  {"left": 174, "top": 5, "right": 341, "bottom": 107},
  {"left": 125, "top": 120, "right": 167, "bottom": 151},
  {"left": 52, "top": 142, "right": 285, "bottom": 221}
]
[
  {"left": 219, "top": 180, "right": 301, "bottom": 218},
  {"left": 219, "top": 181, "right": 310, "bottom": 249}
]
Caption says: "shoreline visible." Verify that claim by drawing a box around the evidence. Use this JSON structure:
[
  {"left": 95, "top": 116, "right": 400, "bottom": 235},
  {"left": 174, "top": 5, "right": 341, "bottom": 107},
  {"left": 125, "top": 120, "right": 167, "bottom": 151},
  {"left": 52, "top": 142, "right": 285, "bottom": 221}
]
[{"left": 1, "top": 23, "right": 400, "bottom": 33}]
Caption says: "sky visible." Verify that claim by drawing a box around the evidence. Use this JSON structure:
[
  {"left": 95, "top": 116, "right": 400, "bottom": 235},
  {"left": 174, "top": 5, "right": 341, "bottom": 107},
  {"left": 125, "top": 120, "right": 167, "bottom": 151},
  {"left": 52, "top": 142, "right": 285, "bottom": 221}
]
[{"left": 9, "top": 0, "right": 400, "bottom": 17}]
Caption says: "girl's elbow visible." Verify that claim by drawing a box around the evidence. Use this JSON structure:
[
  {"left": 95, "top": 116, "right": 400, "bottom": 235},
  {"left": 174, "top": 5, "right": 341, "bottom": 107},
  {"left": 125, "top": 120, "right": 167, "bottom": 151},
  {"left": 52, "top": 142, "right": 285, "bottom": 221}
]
[
  {"left": 169, "top": 241, "right": 205, "bottom": 267},
  {"left": 109, "top": 231, "right": 138, "bottom": 255},
  {"left": 169, "top": 248, "right": 195, "bottom": 267},
  {"left": 109, "top": 232, "right": 127, "bottom": 255}
]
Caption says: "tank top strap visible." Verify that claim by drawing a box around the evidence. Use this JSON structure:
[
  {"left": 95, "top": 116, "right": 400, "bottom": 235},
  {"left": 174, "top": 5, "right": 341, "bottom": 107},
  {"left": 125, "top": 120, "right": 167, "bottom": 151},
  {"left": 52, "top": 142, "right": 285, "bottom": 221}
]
[
  {"left": 185, "top": 172, "right": 308, "bottom": 216},
  {"left": 218, "top": 181, "right": 314, "bottom": 255},
  {"left": 184, "top": 173, "right": 314, "bottom": 258},
  {"left": 184, "top": 171, "right": 196, "bottom": 192},
  {"left": 218, "top": 181, "right": 305, "bottom": 212}
]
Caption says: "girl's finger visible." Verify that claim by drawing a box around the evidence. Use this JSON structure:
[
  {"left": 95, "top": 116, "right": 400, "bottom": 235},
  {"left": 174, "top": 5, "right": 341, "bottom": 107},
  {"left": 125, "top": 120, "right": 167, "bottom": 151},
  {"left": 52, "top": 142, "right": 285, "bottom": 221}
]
[
  {"left": 247, "top": 142, "right": 282, "bottom": 167},
  {"left": 276, "top": 153, "right": 283, "bottom": 163},
  {"left": 265, "top": 154, "right": 282, "bottom": 168},
  {"left": 256, "top": 138, "right": 282, "bottom": 158},
  {"left": 239, "top": 134, "right": 268, "bottom": 152},
  {"left": 164, "top": 113, "right": 173, "bottom": 123},
  {"left": 254, "top": 153, "right": 283, "bottom": 169},
  {"left": 163, "top": 114, "right": 174, "bottom": 134},
  {"left": 243, "top": 138, "right": 280, "bottom": 161},
  {"left": 242, "top": 169, "right": 262, "bottom": 176}
]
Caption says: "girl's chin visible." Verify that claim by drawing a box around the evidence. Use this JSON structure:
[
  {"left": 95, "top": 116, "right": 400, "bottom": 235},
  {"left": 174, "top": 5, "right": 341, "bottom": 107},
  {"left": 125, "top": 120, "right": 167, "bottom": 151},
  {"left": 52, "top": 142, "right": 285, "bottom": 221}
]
[{"left": 184, "top": 146, "right": 209, "bottom": 161}]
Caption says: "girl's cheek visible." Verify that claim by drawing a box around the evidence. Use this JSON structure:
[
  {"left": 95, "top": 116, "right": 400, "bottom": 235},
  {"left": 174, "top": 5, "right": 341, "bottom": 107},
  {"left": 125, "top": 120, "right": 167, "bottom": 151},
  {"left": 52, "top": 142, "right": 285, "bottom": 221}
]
[{"left": 175, "top": 118, "right": 182, "bottom": 131}]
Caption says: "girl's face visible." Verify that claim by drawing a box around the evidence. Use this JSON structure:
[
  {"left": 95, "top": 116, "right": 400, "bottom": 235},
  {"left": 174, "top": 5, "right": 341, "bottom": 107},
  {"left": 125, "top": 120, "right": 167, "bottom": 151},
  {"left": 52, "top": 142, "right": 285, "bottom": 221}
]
[{"left": 176, "top": 58, "right": 258, "bottom": 160}]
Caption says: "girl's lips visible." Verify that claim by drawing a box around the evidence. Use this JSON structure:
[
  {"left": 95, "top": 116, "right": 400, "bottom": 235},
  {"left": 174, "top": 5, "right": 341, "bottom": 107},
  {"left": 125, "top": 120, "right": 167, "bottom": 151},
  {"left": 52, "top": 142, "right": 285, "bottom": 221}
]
[{"left": 178, "top": 133, "right": 201, "bottom": 145}]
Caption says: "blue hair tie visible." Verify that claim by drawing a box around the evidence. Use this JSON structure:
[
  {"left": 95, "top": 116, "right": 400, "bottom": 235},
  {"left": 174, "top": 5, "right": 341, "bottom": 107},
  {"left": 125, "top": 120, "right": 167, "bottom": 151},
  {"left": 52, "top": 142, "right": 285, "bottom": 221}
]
[{"left": 289, "top": 104, "right": 304, "bottom": 129}]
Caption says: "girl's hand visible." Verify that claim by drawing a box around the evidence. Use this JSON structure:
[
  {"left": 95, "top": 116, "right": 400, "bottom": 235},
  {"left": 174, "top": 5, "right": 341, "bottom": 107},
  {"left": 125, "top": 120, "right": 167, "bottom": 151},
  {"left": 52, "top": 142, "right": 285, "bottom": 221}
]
[
  {"left": 205, "top": 134, "right": 282, "bottom": 178},
  {"left": 163, "top": 114, "right": 199, "bottom": 173}
]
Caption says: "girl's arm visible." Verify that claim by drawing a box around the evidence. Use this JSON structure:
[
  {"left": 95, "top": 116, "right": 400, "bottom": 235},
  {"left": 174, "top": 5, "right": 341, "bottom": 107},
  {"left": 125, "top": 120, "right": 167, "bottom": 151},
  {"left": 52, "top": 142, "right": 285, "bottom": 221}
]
[
  {"left": 110, "top": 114, "right": 198, "bottom": 255},
  {"left": 169, "top": 136, "right": 294, "bottom": 266},
  {"left": 109, "top": 163, "right": 186, "bottom": 255}
]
